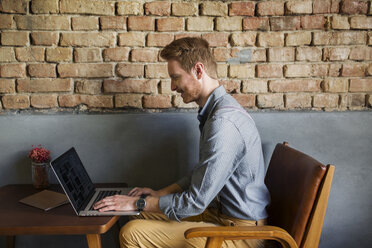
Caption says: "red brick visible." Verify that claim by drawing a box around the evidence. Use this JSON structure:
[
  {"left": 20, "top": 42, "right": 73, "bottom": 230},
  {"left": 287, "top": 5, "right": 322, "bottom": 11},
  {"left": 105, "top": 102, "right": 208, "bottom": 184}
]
[
  {"left": 313, "top": 94, "right": 339, "bottom": 108},
  {"left": 341, "top": 0, "right": 368, "bottom": 14},
  {"left": 256, "top": 64, "right": 283, "bottom": 78},
  {"left": 100, "top": 16, "right": 126, "bottom": 30},
  {"left": 15, "top": 15, "right": 70, "bottom": 30},
  {"left": 285, "top": 1, "right": 313, "bottom": 14},
  {"left": 257, "top": 32, "right": 284, "bottom": 47},
  {"left": 257, "top": 94, "right": 284, "bottom": 108},
  {"left": 268, "top": 48, "right": 295, "bottom": 62},
  {"left": 0, "top": 0, "right": 28, "bottom": 14},
  {"left": 187, "top": 17, "right": 214, "bottom": 31},
  {"left": 28, "top": 64, "right": 56, "bottom": 78},
  {"left": 242, "top": 80, "right": 268, "bottom": 93},
  {"left": 75, "top": 80, "right": 102, "bottom": 94},
  {"left": 58, "top": 64, "right": 114, "bottom": 78},
  {"left": 60, "top": 33, "right": 115, "bottom": 47},
  {"left": 347, "top": 93, "right": 366, "bottom": 108},
  {"left": 229, "top": 64, "right": 255, "bottom": 78},
  {"left": 143, "top": 95, "right": 171, "bottom": 109},
  {"left": 312, "top": 64, "right": 329, "bottom": 77},
  {"left": 31, "top": 95, "right": 58, "bottom": 108},
  {"left": 103, "top": 48, "right": 130, "bottom": 62},
  {"left": 201, "top": 2, "right": 228, "bottom": 16},
  {"left": 332, "top": 16, "right": 350, "bottom": 30},
  {"left": 213, "top": 48, "right": 230, "bottom": 62},
  {"left": 117, "top": 2, "right": 143, "bottom": 16},
  {"left": 229, "top": 2, "right": 255, "bottom": 16},
  {"left": 285, "top": 93, "right": 312, "bottom": 109},
  {"left": 0, "top": 47, "right": 16, "bottom": 62},
  {"left": 72, "top": 17, "right": 98, "bottom": 31},
  {"left": 350, "top": 16, "right": 372, "bottom": 29},
  {"left": 296, "top": 47, "right": 322, "bottom": 61},
  {"left": 103, "top": 79, "right": 158, "bottom": 94},
  {"left": 269, "top": 79, "right": 321, "bottom": 92},
  {"left": 322, "top": 78, "right": 348, "bottom": 92},
  {"left": 58, "top": 95, "right": 113, "bottom": 108},
  {"left": 313, "top": 31, "right": 367, "bottom": 45},
  {"left": 147, "top": 33, "right": 173, "bottom": 47},
  {"left": 128, "top": 17, "right": 155, "bottom": 31},
  {"left": 367, "top": 64, "right": 372, "bottom": 76},
  {"left": 230, "top": 33, "right": 256, "bottom": 47},
  {"left": 313, "top": 0, "right": 340, "bottom": 14},
  {"left": 301, "top": 16, "right": 326, "bottom": 30},
  {"left": 233, "top": 94, "right": 255, "bottom": 107},
  {"left": 46, "top": 47, "right": 72, "bottom": 62},
  {"left": 270, "top": 17, "right": 301, "bottom": 31},
  {"left": 257, "top": 1, "right": 284, "bottom": 16},
  {"left": 0, "top": 64, "right": 26, "bottom": 78},
  {"left": 323, "top": 47, "right": 350, "bottom": 61},
  {"left": 31, "top": 0, "right": 59, "bottom": 14},
  {"left": 349, "top": 47, "right": 372, "bottom": 60},
  {"left": 341, "top": 64, "right": 366, "bottom": 77},
  {"left": 145, "top": 1, "right": 171, "bottom": 16},
  {"left": 220, "top": 80, "right": 241, "bottom": 93},
  {"left": 1, "top": 31, "right": 28, "bottom": 46},
  {"left": 60, "top": 0, "right": 114, "bottom": 15},
  {"left": 172, "top": 3, "right": 198, "bottom": 16},
  {"left": 1, "top": 95, "right": 29, "bottom": 109},
  {"left": 157, "top": 18, "right": 184, "bottom": 32},
  {"left": 74, "top": 48, "right": 102, "bottom": 63},
  {"left": 284, "top": 64, "right": 312, "bottom": 77},
  {"left": 131, "top": 49, "right": 158, "bottom": 62},
  {"left": 116, "top": 64, "right": 144, "bottom": 78},
  {"left": 118, "top": 33, "right": 146, "bottom": 47},
  {"left": 243, "top": 17, "right": 269, "bottom": 31},
  {"left": 0, "top": 14, "right": 14, "bottom": 29},
  {"left": 115, "top": 94, "right": 143, "bottom": 108},
  {"left": 145, "top": 64, "right": 169, "bottom": 79},
  {"left": 17, "top": 78, "right": 72, "bottom": 93},
  {"left": 0, "top": 79, "right": 15, "bottom": 93},
  {"left": 350, "top": 79, "right": 372, "bottom": 92},
  {"left": 31, "top": 32, "right": 59, "bottom": 46},
  {"left": 286, "top": 32, "right": 312, "bottom": 46},
  {"left": 202, "top": 33, "right": 229, "bottom": 47},
  {"left": 329, "top": 64, "right": 343, "bottom": 77}
]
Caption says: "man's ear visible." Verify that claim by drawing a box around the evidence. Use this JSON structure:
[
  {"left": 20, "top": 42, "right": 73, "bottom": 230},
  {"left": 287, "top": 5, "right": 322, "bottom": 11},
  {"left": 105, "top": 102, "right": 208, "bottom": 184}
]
[{"left": 194, "top": 63, "right": 204, "bottom": 80}]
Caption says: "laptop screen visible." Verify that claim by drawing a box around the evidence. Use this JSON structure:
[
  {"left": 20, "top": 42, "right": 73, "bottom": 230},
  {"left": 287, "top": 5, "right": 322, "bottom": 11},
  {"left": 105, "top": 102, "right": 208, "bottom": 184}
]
[{"left": 51, "top": 147, "right": 95, "bottom": 212}]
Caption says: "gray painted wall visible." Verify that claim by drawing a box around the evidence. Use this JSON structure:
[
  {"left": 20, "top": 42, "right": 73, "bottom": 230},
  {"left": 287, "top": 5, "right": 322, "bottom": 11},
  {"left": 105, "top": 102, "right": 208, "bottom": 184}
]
[{"left": 0, "top": 112, "right": 371, "bottom": 248}]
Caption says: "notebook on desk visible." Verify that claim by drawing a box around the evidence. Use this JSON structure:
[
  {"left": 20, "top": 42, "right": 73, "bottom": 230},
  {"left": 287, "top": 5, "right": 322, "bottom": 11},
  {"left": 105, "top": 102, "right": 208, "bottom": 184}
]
[
  {"left": 19, "top": 190, "right": 69, "bottom": 211},
  {"left": 50, "top": 147, "right": 140, "bottom": 216}
]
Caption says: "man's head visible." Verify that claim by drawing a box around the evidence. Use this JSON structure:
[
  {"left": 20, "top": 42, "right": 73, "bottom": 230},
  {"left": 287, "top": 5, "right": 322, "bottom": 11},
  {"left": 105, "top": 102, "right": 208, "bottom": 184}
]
[
  {"left": 160, "top": 37, "right": 217, "bottom": 80},
  {"left": 160, "top": 38, "right": 219, "bottom": 106}
]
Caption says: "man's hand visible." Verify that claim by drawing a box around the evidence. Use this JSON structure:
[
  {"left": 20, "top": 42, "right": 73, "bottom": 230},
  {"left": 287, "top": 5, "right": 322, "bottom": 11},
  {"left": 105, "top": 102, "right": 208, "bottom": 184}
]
[
  {"left": 128, "top": 187, "right": 160, "bottom": 197},
  {"left": 93, "top": 195, "right": 139, "bottom": 212}
]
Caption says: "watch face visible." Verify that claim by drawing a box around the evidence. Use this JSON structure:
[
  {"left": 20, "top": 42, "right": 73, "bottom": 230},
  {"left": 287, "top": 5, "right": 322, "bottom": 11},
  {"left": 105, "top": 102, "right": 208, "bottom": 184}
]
[{"left": 136, "top": 198, "right": 146, "bottom": 210}]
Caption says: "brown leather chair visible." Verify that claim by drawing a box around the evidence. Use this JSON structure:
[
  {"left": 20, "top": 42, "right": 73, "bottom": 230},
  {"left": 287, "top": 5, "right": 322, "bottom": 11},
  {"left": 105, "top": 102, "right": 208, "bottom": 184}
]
[{"left": 185, "top": 142, "right": 335, "bottom": 248}]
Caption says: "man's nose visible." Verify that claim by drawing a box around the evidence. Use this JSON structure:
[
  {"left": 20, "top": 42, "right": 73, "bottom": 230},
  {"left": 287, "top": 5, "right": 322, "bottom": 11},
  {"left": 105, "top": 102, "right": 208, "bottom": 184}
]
[{"left": 171, "top": 81, "right": 177, "bottom": 91}]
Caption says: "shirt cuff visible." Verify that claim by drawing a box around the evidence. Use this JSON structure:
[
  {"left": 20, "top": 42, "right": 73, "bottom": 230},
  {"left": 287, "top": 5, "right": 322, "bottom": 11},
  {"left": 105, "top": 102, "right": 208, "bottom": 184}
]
[{"left": 159, "top": 194, "right": 181, "bottom": 222}]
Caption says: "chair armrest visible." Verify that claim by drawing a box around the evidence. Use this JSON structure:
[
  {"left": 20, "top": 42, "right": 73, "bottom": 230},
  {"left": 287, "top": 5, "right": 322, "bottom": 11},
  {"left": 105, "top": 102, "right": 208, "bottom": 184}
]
[{"left": 185, "top": 225, "right": 298, "bottom": 248}]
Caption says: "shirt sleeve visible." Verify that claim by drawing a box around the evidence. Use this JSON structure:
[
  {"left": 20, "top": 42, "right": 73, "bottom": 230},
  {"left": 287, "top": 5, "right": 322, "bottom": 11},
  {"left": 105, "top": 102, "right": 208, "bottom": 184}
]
[
  {"left": 159, "top": 116, "right": 245, "bottom": 221},
  {"left": 175, "top": 173, "right": 192, "bottom": 190}
]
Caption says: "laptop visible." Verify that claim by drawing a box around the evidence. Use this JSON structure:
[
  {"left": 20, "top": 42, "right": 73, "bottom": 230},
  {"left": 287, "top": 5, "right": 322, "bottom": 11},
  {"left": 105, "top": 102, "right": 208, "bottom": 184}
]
[{"left": 50, "top": 147, "right": 140, "bottom": 216}]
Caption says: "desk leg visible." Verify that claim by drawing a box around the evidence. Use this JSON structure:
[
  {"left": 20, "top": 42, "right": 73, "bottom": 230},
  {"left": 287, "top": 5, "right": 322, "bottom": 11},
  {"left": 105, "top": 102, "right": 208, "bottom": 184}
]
[
  {"left": 86, "top": 234, "right": 101, "bottom": 248},
  {"left": 5, "top": 236, "right": 15, "bottom": 248}
]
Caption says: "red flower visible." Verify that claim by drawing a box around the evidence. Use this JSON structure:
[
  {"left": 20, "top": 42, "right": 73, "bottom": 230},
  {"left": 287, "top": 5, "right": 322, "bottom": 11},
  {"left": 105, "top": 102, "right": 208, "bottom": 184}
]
[{"left": 28, "top": 145, "right": 51, "bottom": 163}]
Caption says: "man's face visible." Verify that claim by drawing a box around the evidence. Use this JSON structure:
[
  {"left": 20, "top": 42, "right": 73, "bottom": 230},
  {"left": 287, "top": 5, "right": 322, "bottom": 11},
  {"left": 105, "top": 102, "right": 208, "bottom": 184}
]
[{"left": 167, "top": 60, "right": 202, "bottom": 104}]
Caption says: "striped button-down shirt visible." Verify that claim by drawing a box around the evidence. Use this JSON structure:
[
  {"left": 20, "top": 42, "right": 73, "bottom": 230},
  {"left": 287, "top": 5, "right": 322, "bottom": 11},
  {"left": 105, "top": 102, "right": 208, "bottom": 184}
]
[{"left": 159, "top": 86, "right": 270, "bottom": 221}]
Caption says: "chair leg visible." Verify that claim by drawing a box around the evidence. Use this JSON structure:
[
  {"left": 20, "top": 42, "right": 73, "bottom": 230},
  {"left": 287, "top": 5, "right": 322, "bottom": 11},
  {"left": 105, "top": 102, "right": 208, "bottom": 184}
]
[
  {"left": 111, "top": 221, "right": 121, "bottom": 248},
  {"left": 205, "top": 237, "right": 223, "bottom": 248}
]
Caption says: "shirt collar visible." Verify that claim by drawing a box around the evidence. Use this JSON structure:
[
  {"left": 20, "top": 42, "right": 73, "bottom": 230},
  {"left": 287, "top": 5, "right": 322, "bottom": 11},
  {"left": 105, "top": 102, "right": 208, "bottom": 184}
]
[{"left": 197, "top": 85, "right": 226, "bottom": 129}]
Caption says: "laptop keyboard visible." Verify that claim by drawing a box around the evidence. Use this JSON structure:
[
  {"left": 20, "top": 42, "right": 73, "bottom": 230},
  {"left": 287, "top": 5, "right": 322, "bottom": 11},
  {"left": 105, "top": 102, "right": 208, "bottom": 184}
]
[{"left": 89, "top": 190, "right": 121, "bottom": 210}]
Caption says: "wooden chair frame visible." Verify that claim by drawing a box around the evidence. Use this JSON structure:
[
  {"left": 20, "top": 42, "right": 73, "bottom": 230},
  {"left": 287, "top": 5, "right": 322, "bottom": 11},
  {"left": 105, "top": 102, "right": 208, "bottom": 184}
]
[{"left": 185, "top": 143, "right": 335, "bottom": 248}]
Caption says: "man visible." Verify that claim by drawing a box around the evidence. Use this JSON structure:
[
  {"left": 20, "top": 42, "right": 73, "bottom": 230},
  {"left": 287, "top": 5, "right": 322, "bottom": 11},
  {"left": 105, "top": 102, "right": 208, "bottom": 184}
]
[{"left": 94, "top": 37, "right": 270, "bottom": 248}]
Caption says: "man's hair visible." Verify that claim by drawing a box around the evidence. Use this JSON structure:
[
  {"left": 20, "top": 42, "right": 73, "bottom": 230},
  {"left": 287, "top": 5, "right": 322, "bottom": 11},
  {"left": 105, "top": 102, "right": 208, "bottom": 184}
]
[{"left": 160, "top": 37, "right": 218, "bottom": 79}]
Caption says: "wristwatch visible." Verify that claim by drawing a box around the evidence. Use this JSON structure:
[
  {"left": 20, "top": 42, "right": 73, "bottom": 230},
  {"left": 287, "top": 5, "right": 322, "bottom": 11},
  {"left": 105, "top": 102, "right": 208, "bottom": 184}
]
[{"left": 136, "top": 194, "right": 147, "bottom": 211}]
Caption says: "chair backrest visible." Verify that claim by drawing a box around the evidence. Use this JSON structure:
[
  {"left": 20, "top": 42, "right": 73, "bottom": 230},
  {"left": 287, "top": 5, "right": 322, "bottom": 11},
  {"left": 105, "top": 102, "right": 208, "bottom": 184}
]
[{"left": 265, "top": 143, "right": 334, "bottom": 247}]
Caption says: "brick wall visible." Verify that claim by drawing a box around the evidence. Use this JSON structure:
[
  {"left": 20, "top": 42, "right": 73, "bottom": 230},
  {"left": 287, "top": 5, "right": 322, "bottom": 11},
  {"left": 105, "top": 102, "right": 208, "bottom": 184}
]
[{"left": 0, "top": 0, "right": 371, "bottom": 112}]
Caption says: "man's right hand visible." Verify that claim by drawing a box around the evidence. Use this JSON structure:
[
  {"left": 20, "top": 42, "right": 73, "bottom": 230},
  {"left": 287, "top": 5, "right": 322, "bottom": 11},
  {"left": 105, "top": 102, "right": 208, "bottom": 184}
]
[{"left": 128, "top": 187, "right": 160, "bottom": 197}]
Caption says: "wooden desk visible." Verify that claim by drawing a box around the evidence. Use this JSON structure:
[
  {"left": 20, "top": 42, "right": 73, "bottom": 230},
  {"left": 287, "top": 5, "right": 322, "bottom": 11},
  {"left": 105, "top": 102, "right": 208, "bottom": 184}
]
[{"left": 0, "top": 184, "right": 126, "bottom": 248}]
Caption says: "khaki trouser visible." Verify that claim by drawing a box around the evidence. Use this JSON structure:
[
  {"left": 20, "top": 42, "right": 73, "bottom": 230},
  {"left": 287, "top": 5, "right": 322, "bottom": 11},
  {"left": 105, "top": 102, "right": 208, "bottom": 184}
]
[{"left": 120, "top": 207, "right": 266, "bottom": 248}]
